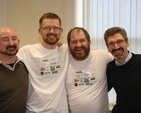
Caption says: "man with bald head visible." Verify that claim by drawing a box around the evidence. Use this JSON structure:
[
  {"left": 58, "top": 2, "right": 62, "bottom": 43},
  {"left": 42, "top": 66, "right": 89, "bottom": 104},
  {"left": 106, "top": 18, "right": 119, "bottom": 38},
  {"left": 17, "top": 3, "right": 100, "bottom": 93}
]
[{"left": 0, "top": 27, "right": 28, "bottom": 113}]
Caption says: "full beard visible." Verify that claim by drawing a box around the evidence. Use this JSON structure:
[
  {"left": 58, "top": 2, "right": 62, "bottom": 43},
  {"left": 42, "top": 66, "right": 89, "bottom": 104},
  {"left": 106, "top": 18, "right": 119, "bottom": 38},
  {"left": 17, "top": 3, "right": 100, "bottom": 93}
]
[
  {"left": 43, "top": 38, "right": 59, "bottom": 45},
  {"left": 70, "top": 46, "right": 90, "bottom": 61},
  {"left": 43, "top": 34, "right": 59, "bottom": 45}
]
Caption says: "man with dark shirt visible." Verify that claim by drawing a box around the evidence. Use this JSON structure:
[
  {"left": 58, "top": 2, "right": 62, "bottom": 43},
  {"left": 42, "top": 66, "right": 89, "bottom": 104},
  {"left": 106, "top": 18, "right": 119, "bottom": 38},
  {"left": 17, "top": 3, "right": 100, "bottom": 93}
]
[
  {"left": 104, "top": 26, "right": 141, "bottom": 113},
  {"left": 0, "top": 27, "right": 28, "bottom": 113}
]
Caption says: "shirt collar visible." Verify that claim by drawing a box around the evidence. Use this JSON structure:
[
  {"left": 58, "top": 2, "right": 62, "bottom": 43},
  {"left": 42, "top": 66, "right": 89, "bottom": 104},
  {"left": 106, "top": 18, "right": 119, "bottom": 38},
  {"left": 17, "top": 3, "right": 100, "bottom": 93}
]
[{"left": 0, "top": 56, "right": 21, "bottom": 71}]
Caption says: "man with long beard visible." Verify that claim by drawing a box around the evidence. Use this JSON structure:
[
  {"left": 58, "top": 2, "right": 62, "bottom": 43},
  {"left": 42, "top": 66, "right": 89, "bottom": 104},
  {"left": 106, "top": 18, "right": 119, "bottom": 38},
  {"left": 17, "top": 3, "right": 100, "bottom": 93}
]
[
  {"left": 0, "top": 27, "right": 28, "bottom": 113},
  {"left": 66, "top": 27, "right": 113, "bottom": 113},
  {"left": 104, "top": 27, "right": 141, "bottom": 113},
  {"left": 17, "top": 12, "right": 69, "bottom": 113}
]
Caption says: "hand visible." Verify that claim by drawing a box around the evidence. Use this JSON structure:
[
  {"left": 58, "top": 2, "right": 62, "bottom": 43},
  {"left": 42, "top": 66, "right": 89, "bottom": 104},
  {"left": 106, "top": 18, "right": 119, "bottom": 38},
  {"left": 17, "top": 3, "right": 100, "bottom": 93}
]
[{"left": 57, "top": 42, "right": 63, "bottom": 47}]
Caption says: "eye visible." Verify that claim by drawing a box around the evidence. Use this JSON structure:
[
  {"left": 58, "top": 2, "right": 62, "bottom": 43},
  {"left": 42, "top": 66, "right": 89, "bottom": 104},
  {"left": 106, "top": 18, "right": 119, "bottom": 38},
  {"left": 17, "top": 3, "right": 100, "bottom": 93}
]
[
  {"left": 43, "top": 27, "right": 51, "bottom": 30},
  {"left": 108, "top": 42, "right": 114, "bottom": 46},
  {"left": 53, "top": 27, "right": 60, "bottom": 31},
  {"left": 79, "top": 39, "right": 86, "bottom": 43},
  {"left": 2, "top": 38, "right": 9, "bottom": 42},
  {"left": 71, "top": 40, "right": 77, "bottom": 44},
  {"left": 11, "top": 37, "right": 18, "bottom": 41},
  {"left": 42, "top": 27, "right": 51, "bottom": 31},
  {"left": 116, "top": 40, "right": 123, "bottom": 44}
]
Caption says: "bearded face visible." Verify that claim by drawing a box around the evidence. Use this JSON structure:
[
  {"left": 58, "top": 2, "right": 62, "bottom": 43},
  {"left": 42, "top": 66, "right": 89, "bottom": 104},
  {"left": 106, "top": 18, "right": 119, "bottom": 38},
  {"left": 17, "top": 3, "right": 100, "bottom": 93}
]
[
  {"left": 0, "top": 45, "right": 19, "bottom": 56},
  {"left": 42, "top": 32, "right": 59, "bottom": 45},
  {"left": 68, "top": 29, "right": 91, "bottom": 61},
  {"left": 39, "top": 19, "right": 63, "bottom": 46},
  {"left": 69, "top": 42, "right": 90, "bottom": 61}
]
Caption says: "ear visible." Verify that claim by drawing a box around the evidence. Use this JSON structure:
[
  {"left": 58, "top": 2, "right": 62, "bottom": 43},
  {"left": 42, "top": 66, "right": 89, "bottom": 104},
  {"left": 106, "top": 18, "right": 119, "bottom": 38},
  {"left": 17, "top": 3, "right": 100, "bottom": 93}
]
[
  {"left": 126, "top": 41, "right": 129, "bottom": 47},
  {"left": 60, "top": 28, "right": 63, "bottom": 35},
  {"left": 38, "top": 28, "right": 42, "bottom": 35},
  {"left": 89, "top": 40, "right": 91, "bottom": 45},
  {"left": 18, "top": 39, "right": 20, "bottom": 43}
]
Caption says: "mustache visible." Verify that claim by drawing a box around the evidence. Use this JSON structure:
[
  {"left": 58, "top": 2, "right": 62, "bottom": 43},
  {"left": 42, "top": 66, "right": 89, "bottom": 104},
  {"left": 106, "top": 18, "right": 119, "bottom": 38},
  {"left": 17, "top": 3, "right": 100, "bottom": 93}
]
[
  {"left": 74, "top": 45, "right": 85, "bottom": 51},
  {"left": 111, "top": 47, "right": 123, "bottom": 53},
  {"left": 6, "top": 45, "right": 17, "bottom": 49},
  {"left": 46, "top": 33, "right": 57, "bottom": 37}
]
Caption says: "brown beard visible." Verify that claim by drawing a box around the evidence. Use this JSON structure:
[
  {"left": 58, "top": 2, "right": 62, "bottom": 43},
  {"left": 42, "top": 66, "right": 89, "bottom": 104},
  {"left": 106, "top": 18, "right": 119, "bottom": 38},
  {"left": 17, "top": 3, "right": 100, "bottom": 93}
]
[
  {"left": 43, "top": 33, "right": 59, "bottom": 45},
  {"left": 69, "top": 45, "right": 90, "bottom": 61}
]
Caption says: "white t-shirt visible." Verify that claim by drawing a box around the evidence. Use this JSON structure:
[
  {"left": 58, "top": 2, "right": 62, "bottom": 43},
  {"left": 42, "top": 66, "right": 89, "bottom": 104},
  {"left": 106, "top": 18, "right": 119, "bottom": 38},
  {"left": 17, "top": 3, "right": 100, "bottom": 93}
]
[
  {"left": 66, "top": 49, "right": 113, "bottom": 113},
  {"left": 17, "top": 43, "right": 69, "bottom": 113}
]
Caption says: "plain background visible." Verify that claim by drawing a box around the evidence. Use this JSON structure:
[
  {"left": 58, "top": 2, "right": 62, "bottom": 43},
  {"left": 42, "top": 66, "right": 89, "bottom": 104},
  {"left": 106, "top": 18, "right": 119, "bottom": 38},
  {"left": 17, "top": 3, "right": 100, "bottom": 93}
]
[{"left": 0, "top": 0, "right": 75, "bottom": 47}]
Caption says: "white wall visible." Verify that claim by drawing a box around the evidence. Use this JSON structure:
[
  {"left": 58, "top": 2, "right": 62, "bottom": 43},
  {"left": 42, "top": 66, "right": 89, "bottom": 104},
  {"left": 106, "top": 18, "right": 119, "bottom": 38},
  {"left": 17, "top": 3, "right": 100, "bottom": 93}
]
[{"left": 0, "top": 0, "right": 75, "bottom": 47}]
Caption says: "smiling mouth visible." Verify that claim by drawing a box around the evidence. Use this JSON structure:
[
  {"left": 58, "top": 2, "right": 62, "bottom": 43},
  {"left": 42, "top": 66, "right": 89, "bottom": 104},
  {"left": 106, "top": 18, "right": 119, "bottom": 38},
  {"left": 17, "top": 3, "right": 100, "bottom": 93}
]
[
  {"left": 112, "top": 48, "right": 123, "bottom": 54},
  {"left": 7, "top": 46, "right": 16, "bottom": 51},
  {"left": 75, "top": 48, "right": 84, "bottom": 53},
  {"left": 48, "top": 36, "right": 56, "bottom": 38},
  {"left": 113, "top": 50, "right": 123, "bottom": 56}
]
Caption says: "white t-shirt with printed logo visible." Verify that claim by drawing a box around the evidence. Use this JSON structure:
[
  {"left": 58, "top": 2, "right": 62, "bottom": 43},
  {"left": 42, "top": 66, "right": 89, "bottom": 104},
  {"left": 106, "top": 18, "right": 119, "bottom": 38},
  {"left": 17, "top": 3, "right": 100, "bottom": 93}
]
[
  {"left": 17, "top": 43, "right": 69, "bottom": 113},
  {"left": 66, "top": 49, "right": 113, "bottom": 113}
]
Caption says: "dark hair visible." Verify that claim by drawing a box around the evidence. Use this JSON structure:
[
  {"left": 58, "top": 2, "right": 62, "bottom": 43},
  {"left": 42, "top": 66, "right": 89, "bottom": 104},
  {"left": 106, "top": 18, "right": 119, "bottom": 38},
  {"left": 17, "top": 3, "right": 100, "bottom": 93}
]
[
  {"left": 104, "top": 27, "right": 128, "bottom": 46},
  {"left": 39, "top": 12, "right": 61, "bottom": 27},
  {"left": 67, "top": 27, "right": 90, "bottom": 44}
]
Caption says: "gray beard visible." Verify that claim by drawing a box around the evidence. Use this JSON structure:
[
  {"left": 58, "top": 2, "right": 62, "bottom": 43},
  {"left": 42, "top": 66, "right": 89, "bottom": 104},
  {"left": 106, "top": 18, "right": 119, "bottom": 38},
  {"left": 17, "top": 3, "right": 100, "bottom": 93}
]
[{"left": 0, "top": 50, "right": 18, "bottom": 56}]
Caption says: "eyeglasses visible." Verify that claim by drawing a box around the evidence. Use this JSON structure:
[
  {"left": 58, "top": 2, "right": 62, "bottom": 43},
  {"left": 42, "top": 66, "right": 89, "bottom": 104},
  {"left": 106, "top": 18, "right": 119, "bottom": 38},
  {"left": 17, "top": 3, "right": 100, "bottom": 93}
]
[
  {"left": 41, "top": 26, "right": 61, "bottom": 32},
  {"left": 108, "top": 39, "right": 125, "bottom": 47}
]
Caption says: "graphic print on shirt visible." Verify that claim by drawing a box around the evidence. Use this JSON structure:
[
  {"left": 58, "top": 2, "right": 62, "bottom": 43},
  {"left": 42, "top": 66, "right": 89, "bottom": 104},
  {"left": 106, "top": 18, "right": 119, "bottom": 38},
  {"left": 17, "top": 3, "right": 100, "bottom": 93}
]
[
  {"left": 40, "top": 57, "right": 60, "bottom": 75},
  {"left": 73, "top": 69, "right": 95, "bottom": 87}
]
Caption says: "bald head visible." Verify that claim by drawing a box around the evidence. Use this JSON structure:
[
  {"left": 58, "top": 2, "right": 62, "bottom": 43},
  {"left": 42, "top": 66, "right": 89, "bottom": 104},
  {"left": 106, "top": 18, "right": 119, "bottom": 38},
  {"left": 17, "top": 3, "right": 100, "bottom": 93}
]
[
  {"left": 0, "top": 27, "right": 18, "bottom": 37},
  {"left": 0, "top": 27, "right": 20, "bottom": 57}
]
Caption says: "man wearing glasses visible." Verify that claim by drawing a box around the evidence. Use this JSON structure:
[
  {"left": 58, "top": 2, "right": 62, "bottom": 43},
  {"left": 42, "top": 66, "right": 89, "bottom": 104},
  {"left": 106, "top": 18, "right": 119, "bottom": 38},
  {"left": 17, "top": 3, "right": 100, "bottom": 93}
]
[
  {"left": 104, "top": 27, "right": 141, "bottom": 113},
  {"left": 17, "top": 12, "right": 69, "bottom": 113}
]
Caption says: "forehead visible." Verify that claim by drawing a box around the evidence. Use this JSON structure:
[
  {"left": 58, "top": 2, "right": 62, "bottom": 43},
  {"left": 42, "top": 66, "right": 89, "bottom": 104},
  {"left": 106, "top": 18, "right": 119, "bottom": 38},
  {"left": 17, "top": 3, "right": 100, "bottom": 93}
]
[
  {"left": 0, "top": 29, "right": 17, "bottom": 38},
  {"left": 41, "top": 19, "right": 60, "bottom": 27},
  {"left": 107, "top": 33, "right": 124, "bottom": 42},
  {"left": 70, "top": 30, "right": 86, "bottom": 40}
]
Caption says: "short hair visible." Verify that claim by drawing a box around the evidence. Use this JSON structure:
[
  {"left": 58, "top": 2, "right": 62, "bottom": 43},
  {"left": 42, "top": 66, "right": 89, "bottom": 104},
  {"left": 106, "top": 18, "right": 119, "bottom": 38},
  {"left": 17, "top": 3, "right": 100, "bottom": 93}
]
[
  {"left": 39, "top": 12, "right": 61, "bottom": 27},
  {"left": 104, "top": 27, "right": 128, "bottom": 47},
  {"left": 67, "top": 27, "right": 90, "bottom": 44}
]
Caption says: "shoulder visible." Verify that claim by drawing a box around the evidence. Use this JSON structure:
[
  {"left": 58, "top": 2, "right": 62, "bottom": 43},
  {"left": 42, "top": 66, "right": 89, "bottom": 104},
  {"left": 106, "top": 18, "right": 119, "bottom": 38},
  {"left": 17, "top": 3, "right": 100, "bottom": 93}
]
[
  {"left": 17, "top": 60, "right": 27, "bottom": 68},
  {"left": 58, "top": 43, "right": 68, "bottom": 50},
  {"left": 92, "top": 49, "right": 113, "bottom": 57},
  {"left": 131, "top": 53, "right": 141, "bottom": 62},
  {"left": 60, "top": 43, "right": 68, "bottom": 48},
  {"left": 17, "top": 43, "right": 41, "bottom": 59},
  {"left": 132, "top": 53, "right": 141, "bottom": 57},
  {"left": 20, "top": 43, "right": 40, "bottom": 50},
  {"left": 91, "top": 49, "right": 114, "bottom": 62},
  {"left": 92, "top": 49, "right": 107, "bottom": 53},
  {"left": 19, "top": 43, "right": 42, "bottom": 53}
]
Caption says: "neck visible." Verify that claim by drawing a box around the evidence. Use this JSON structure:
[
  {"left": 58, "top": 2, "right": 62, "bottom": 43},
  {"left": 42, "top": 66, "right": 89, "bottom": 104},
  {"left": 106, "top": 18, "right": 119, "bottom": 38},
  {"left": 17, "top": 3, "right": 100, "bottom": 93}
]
[
  {"left": 41, "top": 41, "right": 57, "bottom": 50},
  {"left": 0, "top": 54, "right": 17, "bottom": 64},
  {"left": 116, "top": 59, "right": 125, "bottom": 65}
]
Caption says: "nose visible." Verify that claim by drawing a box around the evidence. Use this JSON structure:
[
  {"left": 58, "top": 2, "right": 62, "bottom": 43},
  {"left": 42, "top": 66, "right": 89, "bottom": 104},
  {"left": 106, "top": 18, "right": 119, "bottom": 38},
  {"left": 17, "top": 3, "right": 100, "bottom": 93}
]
[
  {"left": 49, "top": 28, "right": 54, "bottom": 33},
  {"left": 9, "top": 39, "right": 14, "bottom": 45},
  {"left": 76, "top": 41, "right": 82, "bottom": 47}
]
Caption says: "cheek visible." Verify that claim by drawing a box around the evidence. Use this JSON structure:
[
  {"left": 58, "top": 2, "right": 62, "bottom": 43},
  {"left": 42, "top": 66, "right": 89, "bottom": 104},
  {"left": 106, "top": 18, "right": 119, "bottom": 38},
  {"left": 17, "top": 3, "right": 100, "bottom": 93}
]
[
  {"left": 69, "top": 44, "right": 75, "bottom": 50},
  {"left": 57, "top": 32, "right": 62, "bottom": 37},
  {"left": 15, "top": 42, "right": 20, "bottom": 47},
  {"left": 57, "top": 29, "right": 63, "bottom": 35},
  {"left": 42, "top": 33, "right": 47, "bottom": 38},
  {"left": 126, "top": 43, "right": 129, "bottom": 48},
  {"left": 108, "top": 47, "right": 112, "bottom": 52},
  {"left": 0, "top": 45, "right": 6, "bottom": 51}
]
